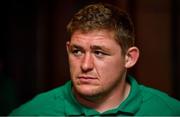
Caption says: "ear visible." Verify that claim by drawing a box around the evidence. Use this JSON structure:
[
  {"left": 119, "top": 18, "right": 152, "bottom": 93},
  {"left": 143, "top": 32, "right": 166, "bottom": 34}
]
[
  {"left": 66, "top": 41, "right": 70, "bottom": 53},
  {"left": 125, "top": 47, "right": 139, "bottom": 68}
]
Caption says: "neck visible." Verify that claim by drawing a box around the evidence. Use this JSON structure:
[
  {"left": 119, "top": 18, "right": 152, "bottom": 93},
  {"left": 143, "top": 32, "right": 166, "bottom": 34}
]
[{"left": 74, "top": 76, "right": 131, "bottom": 113}]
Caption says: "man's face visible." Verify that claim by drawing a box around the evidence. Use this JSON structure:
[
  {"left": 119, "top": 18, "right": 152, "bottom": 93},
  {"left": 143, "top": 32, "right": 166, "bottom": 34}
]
[{"left": 67, "top": 30, "right": 127, "bottom": 98}]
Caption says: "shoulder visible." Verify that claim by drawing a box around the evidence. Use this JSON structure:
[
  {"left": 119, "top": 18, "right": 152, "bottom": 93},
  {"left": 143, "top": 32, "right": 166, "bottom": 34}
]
[
  {"left": 9, "top": 81, "right": 71, "bottom": 116},
  {"left": 138, "top": 85, "right": 180, "bottom": 115}
]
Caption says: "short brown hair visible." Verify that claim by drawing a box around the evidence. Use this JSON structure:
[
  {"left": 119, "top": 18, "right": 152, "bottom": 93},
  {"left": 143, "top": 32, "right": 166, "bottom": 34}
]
[{"left": 67, "top": 3, "right": 135, "bottom": 55}]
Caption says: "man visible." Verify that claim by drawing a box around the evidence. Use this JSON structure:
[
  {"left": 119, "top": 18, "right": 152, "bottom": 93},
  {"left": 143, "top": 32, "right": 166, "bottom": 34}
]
[{"left": 10, "top": 3, "right": 180, "bottom": 116}]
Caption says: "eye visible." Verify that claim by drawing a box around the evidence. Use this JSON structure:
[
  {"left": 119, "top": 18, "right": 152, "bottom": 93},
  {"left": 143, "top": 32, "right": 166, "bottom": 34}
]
[
  {"left": 72, "top": 49, "right": 83, "bottom": 56},
  {"left": 94, "top": 51, "right": 107, "bottom": 57}
]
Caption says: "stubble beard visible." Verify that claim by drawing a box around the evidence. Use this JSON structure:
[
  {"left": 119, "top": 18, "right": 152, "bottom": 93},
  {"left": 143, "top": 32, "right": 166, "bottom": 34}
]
[{"left": 72, "top": 77, "right": 123, "bottom": 102}]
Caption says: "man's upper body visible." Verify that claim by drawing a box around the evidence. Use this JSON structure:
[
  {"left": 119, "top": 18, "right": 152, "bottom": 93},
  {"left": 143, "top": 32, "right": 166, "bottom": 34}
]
[
  {"left": 9, "top": 76, "right": 180, "bottom": 116},
  {"left": 9, "top": 3, "right": 180, "bottom": 116}
]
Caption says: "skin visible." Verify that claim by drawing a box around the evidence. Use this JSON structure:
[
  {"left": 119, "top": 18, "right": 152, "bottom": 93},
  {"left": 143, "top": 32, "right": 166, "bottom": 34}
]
[{"left": 66, "top": 30, "right": 139, "bottom": 112}]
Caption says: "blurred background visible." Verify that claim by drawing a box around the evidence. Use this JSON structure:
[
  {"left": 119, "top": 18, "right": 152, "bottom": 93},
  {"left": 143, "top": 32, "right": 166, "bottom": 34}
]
[{"left": 0, "top": 0, "right": 180, "bottom": 115}]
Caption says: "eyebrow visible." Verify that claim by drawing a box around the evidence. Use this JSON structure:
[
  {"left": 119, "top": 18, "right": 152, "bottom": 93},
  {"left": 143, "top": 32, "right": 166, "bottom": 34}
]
[
  {"left": 69, "top": 44, "right": 111, "bottom": 52},
  {"left": 69, "top": 44, "right": 83, "bottom": 50},
  {"left": 91, "top": 45, "right": 111, "bottom": 52}
]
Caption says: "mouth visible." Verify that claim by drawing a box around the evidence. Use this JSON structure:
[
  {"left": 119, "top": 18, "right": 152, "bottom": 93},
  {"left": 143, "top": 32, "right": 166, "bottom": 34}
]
[{"left": 77, "top": 75, "right": 98, "bottom": 83}]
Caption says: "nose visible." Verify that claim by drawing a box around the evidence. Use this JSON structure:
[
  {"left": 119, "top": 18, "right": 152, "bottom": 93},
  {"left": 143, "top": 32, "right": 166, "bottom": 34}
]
[{"left": 81, "top": 53, "right": 94, "bottom": 72}]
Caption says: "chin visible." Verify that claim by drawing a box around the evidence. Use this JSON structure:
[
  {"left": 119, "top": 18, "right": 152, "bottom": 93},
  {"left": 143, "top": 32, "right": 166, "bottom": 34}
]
[{"left": 74, "top": 85, "right": 102, "bottom": 97}]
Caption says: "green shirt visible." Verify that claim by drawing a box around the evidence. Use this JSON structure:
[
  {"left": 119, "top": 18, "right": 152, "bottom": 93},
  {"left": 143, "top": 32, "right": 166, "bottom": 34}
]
[{"left": 9, "top": 76, "right": 180, "bottom": 116}]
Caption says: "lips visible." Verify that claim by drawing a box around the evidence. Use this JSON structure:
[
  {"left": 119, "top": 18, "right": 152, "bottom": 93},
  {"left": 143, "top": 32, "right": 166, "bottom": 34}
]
[
  {"left": 78, "top": 75, "right": 98, "bottom": 83},
  {"left": 78, "top": 76, "right": 97, "bottom": 79}
]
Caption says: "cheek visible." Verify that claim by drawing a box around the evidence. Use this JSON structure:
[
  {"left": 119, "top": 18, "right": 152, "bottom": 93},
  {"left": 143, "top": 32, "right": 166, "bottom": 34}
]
[
  {"left": 69, "top": 57, "right": 80, "bottom": 74},
  {"left": 96, "top": 57, "right": 125, "bottom": 81}
]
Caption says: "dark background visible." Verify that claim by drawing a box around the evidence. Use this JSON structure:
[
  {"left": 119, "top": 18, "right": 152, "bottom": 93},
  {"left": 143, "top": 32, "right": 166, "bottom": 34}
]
[{"left": 0, "top": 0, "right": 180, "bottom": 115}]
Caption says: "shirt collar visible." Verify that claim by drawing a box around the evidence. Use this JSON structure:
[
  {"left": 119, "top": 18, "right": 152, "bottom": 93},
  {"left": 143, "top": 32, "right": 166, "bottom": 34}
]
[
  {"left": 64, "top": 75, "right": 142, "bottom": 116},
  {"left": 116, "top": 75, "right": 142, "bottom": 115}
]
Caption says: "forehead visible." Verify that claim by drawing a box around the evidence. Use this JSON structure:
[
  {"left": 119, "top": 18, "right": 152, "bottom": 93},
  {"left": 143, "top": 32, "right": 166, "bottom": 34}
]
[
  {"left": 70, "top": 30, "right": 118, "bottom": 45},
  {"left": 69, "top": 30, "right": 122, "bottom": 54}
]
